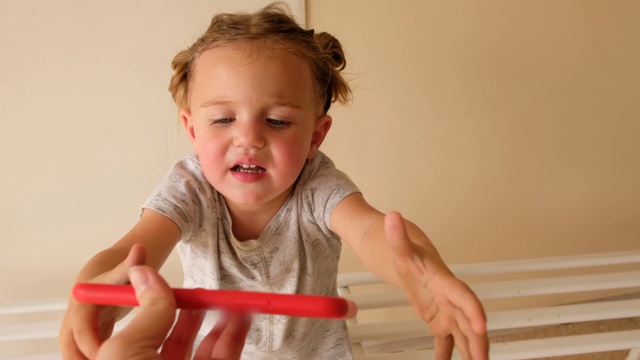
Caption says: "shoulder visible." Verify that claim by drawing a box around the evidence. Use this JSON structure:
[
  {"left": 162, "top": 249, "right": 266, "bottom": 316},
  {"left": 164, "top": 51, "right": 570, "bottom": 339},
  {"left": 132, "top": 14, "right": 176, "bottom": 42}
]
[
  {"left": 297, "top": 152, "right": 348, "bottom": 186},
  {"left": 158, "top": 156, "right": 212, "bottom": 193},
  {"left": 293, "top": 152, "right": 361, "bottom": 226},
  {"left": 169, "top": 155, "right": 205, "bottom": 181},
  {"left": 144, "top": 155, "right": 220, "bottom": 242},
  {"left": 146, "top": 155, "right": 217, "bottom": 211}
]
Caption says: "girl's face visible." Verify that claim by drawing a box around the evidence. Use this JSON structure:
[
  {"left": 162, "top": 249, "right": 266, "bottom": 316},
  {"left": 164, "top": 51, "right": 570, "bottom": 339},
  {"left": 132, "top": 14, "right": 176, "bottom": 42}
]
[{"left": 181, "top": 43, "right": 331, "bottom": 212}]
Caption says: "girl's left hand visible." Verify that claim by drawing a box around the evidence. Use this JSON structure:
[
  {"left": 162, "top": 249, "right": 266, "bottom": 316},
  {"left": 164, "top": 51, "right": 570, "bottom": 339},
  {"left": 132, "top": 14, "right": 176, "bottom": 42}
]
[{"left": 384, "top": 212, "right": 489, "bottom": 360}]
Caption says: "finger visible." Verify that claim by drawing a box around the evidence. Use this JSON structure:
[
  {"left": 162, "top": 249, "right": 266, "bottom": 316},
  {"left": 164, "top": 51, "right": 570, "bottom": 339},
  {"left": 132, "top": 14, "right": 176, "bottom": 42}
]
[
  {"left": 98, "top": 307, "right": 118, "bottom": 339},
  {"left": 445, "top": 281, "right": 488, "bottom": 359},
  {"left": 467, "top": 326, "right": 489, "bottom": 360},
  {"left": 194, "top": 312, "right": 251, "bottom": 360},
  {"left": 106, "top": 266, "right": 177, "bottom": 350},
  {"left": 161, "top": 309, "right": 206, "bottom": 359},
  {"left": 59, "top": 312, "right": 91, "bottom": 360},
  {"left": 68, "top": 245, "right": 149, "bottom": 359},
  {"left": 384, "top": 212, "right": 429, "bottom": 279},
  {"left": 384, "top": 211, "right": 411, "bottom": 256},
  {"left": 434, "top": 334, "right": 454, "bottom": 360},
  {"left": 455, "top": 306, "right": 489, "bottom": 360},
  {"left": 444, "top": 279, "right": 487, "bottom": 336},
  {"left": 452, "top": 329, "right": 471, "bottom": 360},
  {"left": 71, "top": 302, "right": 103, "bottom": 359},
  {"left": 60, "top": 338, "right": 90, "bottom": 360},
  {"left": 97, "top": 244, "right": 148, "bottom": 284}
]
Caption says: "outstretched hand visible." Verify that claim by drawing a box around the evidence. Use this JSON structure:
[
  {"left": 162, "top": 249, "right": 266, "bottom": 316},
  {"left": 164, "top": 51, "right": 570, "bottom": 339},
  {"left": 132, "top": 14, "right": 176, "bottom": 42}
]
[{"left": 384, "top": 212, "right": 489, "bottom": 360}]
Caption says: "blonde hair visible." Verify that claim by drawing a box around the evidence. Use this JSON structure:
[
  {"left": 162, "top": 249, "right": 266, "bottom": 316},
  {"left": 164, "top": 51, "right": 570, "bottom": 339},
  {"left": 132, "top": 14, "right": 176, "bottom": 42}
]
[{"left": 169, "top": 2, "right": 351, "bottom": 114}]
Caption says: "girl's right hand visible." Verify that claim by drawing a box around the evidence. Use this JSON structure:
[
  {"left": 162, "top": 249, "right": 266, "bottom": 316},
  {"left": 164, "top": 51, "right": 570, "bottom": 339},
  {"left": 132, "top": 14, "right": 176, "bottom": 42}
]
[{"left": 59, "top": 244, "right": 147, "bottom": 359}]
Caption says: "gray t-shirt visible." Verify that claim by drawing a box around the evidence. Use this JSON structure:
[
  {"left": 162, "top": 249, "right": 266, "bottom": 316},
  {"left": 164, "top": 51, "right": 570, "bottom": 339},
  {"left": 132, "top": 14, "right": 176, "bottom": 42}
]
[{"left": 143, "top": 152, "right": 360, "bottom": 359}]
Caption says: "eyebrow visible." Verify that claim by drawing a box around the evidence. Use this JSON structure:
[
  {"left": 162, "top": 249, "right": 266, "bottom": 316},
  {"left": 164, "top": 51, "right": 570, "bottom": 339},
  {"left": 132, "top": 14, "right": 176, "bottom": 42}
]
[
  {"left": 199, "top": 99, "right": 232, "bottom": 108},
  {"left": 199, "top": 99, "right": 304, "bottom": 109}
]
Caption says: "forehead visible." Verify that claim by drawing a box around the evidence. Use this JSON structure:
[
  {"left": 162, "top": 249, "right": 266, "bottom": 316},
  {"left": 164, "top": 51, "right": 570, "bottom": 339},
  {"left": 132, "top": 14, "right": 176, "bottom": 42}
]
[{"left": 190, "top": 42, "right": 319, "bottom": 105}]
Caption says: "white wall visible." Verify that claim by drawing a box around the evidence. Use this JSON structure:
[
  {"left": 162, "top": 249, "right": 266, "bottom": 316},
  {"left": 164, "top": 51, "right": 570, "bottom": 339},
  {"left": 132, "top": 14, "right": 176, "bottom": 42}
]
[
  {"left": 3, "top": 0, "right": 639, "bottom": 306},
  {"left": 0, "top": 0, "right": 303, "bottom": 303},
  {"left": 307, "top": 0, "right": 640, "bottom": 273}
]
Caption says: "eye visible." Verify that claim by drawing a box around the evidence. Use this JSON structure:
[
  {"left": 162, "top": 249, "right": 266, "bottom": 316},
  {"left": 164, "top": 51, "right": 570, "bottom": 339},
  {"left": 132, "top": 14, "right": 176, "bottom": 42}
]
[
  {"left": 211, "top": 118, "right": 234, "bottom": 126},
  {"left": 267, "top": 118, "right": 290, "bottom": 128}
]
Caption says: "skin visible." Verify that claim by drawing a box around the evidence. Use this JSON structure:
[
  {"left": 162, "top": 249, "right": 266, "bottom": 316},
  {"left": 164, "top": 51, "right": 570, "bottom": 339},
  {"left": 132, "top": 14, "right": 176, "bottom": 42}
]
[
  {"left": 95, "top": 263, "right": 251, "bottom": 360},
  {"left": 180, "top": 43, "right": 332, "bottom": 240},
  {"left": 59, "top": 41, "right": 489, "bottom": 359}
]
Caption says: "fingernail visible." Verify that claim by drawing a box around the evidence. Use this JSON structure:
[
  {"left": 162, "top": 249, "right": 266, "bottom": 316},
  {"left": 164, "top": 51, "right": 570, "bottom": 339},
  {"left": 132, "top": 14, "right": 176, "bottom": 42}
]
[
  {"left": 129, "top": 266, "right": 149, "bottom": 297},
  {"left": 344, "top": 299, "right": 358, "bottom": 319}
]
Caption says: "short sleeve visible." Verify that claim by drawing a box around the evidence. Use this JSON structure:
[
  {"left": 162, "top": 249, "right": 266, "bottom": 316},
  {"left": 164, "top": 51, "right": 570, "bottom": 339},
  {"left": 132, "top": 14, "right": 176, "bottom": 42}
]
[
  {"left": 297, "top": 152, "right": 361, "bottom": 234},
  {"left": 142, "top": 156, "right": 214, "bottom": 242}
]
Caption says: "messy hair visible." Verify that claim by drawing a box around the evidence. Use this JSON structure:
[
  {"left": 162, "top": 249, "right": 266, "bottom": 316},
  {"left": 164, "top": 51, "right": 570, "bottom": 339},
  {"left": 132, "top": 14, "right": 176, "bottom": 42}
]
[{"left": 169, "top": 2, "right": 351, "bottom": 114}]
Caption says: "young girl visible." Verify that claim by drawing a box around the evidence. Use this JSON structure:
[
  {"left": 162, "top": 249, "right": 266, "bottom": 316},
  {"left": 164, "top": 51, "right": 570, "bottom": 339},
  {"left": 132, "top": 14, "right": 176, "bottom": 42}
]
[{"left": 60, "top": 3, "right": 488, "bottom": 359}]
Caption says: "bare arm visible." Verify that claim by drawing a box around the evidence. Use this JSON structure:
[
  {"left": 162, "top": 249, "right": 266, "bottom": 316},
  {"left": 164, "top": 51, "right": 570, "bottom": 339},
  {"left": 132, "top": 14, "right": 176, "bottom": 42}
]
[
  {"left": 60, "top": 209, "right": 181, "bottom": 359},
  {"left": 75, "top": 209, "right": 181, "bottom": 282},
  {"left": 330, "top": 193, "right": 488, "bottom": 360},
  {"left": 330, "top": 193, "right": 450, "bottom": 286}
]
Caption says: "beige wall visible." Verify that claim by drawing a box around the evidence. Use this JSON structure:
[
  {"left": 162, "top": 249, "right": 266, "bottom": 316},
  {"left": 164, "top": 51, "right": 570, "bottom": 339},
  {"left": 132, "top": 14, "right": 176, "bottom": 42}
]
[
  {"left": 306, "top": 1, "right": 640, "bottom": 273},
  {"left": 0, "top": 0, "right": 303, "bottom": 303},
  {"left": 1, "top": 0, "right": 638, "bottom": 305}
]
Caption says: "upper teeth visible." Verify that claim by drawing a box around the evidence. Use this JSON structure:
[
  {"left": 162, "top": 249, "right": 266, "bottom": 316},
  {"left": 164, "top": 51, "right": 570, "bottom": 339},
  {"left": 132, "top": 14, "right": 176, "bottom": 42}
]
[{"left": 239, "top": 164, "right": 257, "bottom": 169}]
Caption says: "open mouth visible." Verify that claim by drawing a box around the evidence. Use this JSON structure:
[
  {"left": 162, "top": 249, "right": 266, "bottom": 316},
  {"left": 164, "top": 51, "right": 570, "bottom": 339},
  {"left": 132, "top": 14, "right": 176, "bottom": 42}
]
[{"left": 232, "top": 163, "right": 266, "bottom": 174}]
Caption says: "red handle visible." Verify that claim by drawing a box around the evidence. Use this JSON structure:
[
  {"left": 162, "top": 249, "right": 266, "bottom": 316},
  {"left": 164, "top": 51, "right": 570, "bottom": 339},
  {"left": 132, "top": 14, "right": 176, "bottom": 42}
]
[{"left": 73, "top": 283, "right": 357, "bottom": 319}]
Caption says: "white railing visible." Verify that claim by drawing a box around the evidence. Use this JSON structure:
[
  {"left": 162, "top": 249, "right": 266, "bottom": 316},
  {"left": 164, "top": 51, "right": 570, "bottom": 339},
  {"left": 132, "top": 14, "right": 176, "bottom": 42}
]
[
  {"left": 2, "top": 250, "right": 639, "bottom": 359},
  {"left": 338, "top": 250, "right": 640, "bottom": 360}
]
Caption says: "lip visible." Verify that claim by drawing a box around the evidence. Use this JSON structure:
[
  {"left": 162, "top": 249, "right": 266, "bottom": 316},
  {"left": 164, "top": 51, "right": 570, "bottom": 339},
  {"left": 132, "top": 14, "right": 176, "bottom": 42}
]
[
  {"left": 231, "top": 156, "right": 265, "bottom": 169},
  {"left": 229, "top": 156, "right": 268, "bottom": 183}
]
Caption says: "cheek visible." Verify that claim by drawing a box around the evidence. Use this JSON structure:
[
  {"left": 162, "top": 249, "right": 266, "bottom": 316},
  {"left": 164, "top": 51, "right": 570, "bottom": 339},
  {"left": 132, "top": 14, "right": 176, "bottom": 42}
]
[
  {"left": 282, "top": 141, "right": 314, "bottom": 172},
  {"left": 197, "top": 143, "right": 227, "bottom": 185},
  {"left": 192, "top": 127, "right": 219, "bottom": 150},
  {"left": 278, "top": 136, "right": 311, "bottom": 157},
  {"left": 193, "top": 140, "right": 207, "bottom": 157},
  {"left": 193, "top": 136, "right": 224, "bottom": 161}
]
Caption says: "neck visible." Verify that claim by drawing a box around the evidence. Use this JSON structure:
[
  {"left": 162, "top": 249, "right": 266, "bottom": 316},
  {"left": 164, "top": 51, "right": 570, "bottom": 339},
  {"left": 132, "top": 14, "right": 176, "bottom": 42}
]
[{"left": 225, "top": 190, "right": 291, "bottom": 241}]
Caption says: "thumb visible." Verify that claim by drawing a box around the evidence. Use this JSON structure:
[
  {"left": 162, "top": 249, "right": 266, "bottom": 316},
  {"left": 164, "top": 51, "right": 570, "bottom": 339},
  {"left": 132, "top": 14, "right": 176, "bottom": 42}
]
[
  {"left": 121, "top": 266, "right": 176, "bottom": 344},
  {"left": 384, "top": 212, "right": 429, "bottom": 280},
  {"left": 96, "top": 266, "right": 176, "bottom": 359},
  {"left": 384, "top": 211, "right": 412, "bottom": 258},
  {"left": 99, "top": 244, "right": 147, "bottom": 284}
]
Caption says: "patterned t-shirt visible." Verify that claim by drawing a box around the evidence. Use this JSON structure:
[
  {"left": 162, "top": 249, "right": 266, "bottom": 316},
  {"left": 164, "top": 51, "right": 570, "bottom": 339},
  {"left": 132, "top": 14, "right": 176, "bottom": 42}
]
[{"left": 142, "top": 152, "right": 360, "bottom": 359}]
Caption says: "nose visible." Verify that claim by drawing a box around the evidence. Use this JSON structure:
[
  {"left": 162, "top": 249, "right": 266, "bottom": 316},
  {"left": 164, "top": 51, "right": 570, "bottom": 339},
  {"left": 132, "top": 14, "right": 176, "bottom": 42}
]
[{"left": 233, "top": 120, "right": 266, "bottom": 150}]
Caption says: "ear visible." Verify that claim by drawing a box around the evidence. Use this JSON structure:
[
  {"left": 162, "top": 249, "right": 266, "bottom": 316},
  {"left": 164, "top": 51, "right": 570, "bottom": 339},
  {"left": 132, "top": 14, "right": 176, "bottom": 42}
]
[
  {"left": 308, "top": 115, "right": 332, "bottom": 159},
  {"left": 180, "top": 108, "right": 197, "bottom": 146}
]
